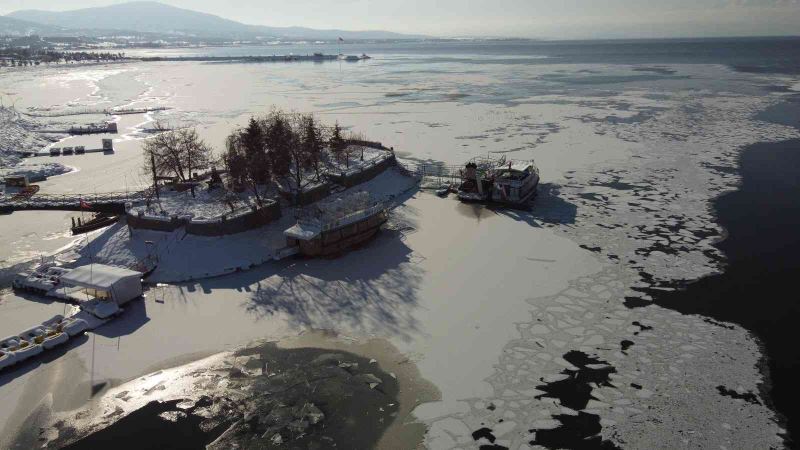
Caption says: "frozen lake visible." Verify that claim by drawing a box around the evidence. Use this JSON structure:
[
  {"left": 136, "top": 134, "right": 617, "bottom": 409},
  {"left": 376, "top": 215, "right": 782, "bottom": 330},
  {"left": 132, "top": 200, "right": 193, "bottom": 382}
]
[{"left": 2, "top": 38, "right": 800, "bottom": 449}]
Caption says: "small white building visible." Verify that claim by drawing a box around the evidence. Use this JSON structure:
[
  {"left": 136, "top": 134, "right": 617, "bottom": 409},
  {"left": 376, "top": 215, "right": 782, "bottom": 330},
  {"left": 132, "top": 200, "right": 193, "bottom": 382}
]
[{"left": 60, "top": 264, "right": 143, "bottom": 306}]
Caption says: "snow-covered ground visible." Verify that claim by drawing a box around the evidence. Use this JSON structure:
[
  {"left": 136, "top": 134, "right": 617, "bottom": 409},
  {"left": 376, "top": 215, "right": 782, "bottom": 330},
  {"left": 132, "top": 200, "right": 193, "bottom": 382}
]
[
  {"left": 326, "top": 144, "right": 389, "bottom": 174},
  {"left": 131, "top": 146, "right": 395, "bottom": 221},
  {"left": 129, "top": 185, "right": 258, "bottom": 221},
  {"left": 68, "top": 167, "right": 418, "bottom": 283},
  {"left": 0, "top": 107, "right": 72, "bottom": 181}
]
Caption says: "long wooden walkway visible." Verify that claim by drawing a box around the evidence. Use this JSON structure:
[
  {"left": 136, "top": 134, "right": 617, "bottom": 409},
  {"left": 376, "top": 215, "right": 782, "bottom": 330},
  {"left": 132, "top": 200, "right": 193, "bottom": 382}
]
[
  {"left": 397, "top": 161, "right": 464, "bottom": 182},
  {"left": 0, "top": 190, "right": 149, "bottom": 214},
  {"left": 1, "top": 161, "right": 462, "bottom": 214}
]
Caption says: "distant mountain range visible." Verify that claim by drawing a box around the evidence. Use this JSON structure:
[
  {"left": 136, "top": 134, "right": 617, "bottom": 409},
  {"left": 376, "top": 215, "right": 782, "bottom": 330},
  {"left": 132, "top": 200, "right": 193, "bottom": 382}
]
[
  {"left": 0, "top": 15, "right": 66, "bottom": 36},
  {"left": 2, "top": 1, "right": 424, "bottom": 40}
]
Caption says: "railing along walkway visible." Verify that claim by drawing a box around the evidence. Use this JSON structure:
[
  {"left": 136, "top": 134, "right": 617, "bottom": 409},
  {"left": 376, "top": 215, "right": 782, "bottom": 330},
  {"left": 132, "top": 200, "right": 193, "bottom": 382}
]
[{"left": 0, "top": 189, "right": 150, "bottom": 212}]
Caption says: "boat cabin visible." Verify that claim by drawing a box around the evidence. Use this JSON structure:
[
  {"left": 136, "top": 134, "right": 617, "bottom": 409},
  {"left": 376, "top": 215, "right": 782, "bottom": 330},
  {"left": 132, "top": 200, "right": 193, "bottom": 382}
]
[
  {"left": 284, "top": 205, "right": 387, "bottom": 257},
  {"left": 457, "top": 158, "right": 540, "bottom": 206}
]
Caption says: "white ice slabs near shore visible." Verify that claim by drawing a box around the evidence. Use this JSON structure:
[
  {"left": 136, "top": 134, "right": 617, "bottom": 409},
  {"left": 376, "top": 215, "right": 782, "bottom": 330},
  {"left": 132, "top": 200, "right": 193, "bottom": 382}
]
[{"left": 417, "top": 89, "right": 799, "bottom": 447}]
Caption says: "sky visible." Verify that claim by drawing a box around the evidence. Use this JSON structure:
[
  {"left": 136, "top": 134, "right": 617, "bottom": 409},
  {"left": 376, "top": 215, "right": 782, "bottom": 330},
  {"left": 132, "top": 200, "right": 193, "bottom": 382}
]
[{"left": 1, "top": 0, "right": 799, "bottom": 39}]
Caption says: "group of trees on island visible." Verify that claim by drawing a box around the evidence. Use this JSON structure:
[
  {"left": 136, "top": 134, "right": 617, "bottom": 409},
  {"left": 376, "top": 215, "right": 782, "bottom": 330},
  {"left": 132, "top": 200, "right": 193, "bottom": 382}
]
[
  {"left": 141, "top": 108, "right": 363, "bottom": 204},
  {"left": 224, "top": 109, "right": 356, "bottom": 205},
  {"left": 0, "top": 48, "right": 127, "bottom": 67}
]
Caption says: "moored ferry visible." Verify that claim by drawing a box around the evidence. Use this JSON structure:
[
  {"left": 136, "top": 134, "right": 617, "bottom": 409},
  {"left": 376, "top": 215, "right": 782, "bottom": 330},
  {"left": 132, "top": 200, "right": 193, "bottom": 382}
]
[{"left": 457, "top": 157, "right": 540, "bottom": 207}]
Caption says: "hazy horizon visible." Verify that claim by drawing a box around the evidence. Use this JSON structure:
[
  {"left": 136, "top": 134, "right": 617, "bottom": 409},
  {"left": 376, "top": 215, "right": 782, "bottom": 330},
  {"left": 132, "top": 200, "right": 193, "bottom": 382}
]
[{"left": 1, "top": 0, "right": 799, "bottom": 39}]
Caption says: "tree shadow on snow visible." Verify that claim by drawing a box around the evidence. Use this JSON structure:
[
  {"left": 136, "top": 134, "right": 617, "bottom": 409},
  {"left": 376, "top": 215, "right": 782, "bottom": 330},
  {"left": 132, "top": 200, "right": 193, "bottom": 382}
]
[{"left": 195, "top": 229, "right": 423, "bottom": 341}]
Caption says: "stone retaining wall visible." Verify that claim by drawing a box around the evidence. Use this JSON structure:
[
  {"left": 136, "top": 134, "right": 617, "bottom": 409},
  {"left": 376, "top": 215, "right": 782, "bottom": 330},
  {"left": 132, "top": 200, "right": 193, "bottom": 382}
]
[
  {"left": 126, "top": 212, "right": 186, "bottom": 232},
  {"left": 342, "top": 139, "right": 389, "bottom": 150},
  {"left": 326, "top": 154, "right": 397, "bottom": 188},
  {"left": 280, "top": 183, "right": 332, "bottom": 206},
  {"left": 127, "top": 200, "right": 281, "bottom": 236},
  {"left": 185, "top": 201, "right": 281, "bottom": 236}
]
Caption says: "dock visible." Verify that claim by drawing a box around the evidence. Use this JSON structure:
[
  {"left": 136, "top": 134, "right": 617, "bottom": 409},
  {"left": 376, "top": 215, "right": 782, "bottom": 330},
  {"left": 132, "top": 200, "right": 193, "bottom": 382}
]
[
  {"left": 137, "top": 54, "right": 356, "bottom": 63},
  {"left": 2, "top": 264, "right": 144, "bottom": 374},
  {"left": 35, "top": 122, "right": 118, "bottom": 136},
  {"left": 25, "top": 138, "right": 116, "bottom": 159},
  {"left": 0, "top": 190, "right": 148, "bottom": 214},
  {"left": 25, "top": 106, "right": 169, "bottom": 118}
]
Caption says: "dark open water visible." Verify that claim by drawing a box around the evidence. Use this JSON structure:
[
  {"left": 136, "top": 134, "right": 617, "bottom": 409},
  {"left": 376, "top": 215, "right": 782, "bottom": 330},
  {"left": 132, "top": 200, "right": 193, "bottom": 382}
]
[{"left": 651, "top": 132, "right": 800, "bottom": 447}]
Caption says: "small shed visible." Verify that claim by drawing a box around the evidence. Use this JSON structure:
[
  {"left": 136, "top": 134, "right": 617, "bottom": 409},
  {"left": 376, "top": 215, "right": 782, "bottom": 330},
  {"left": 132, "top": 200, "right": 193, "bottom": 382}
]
[
  {"left": 60, "top": 264, "right": 143, "bottom": 306},
  {"left": 4, "top": 176, "right": 28, "bottom": 188}
]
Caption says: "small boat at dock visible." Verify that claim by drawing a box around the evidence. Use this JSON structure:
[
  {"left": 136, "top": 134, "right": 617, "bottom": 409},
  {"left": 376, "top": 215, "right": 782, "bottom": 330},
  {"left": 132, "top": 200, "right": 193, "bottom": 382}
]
[
  {"left": 0, "top": 335, "right": 43, "bottom": 364},
  {"left": 71, "top": 213, "right": 119, "bottom": 235}
]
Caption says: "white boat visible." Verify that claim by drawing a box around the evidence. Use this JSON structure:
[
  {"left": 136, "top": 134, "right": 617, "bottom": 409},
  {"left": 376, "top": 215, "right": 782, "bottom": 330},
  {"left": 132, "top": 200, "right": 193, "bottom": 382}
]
[
  {"left": 61, "top": 316, "right": 90, "bottom": 336},
  {"left": 18, "top": 327, "right": 50, "bottom": 352},
  {"left": 80, "top": 298, "right": 121, "bottom": 319},
  {"left": 1, "top": 336, "right": 20, "bottom": 351},
  {"left": 4, "top": 336, "right": 43, "bottom": 362},
  {"left": 36, "top": 318, "right": 70, "bottom": 349},
  {"left": 457, "top": 157, "right": 540, "bottom": 207},
  {"left": 0, "top": 336, "right": 21, "bottom": 368},
  {"left": 0, "top": 349, "right": 16, "bottom": 370}
]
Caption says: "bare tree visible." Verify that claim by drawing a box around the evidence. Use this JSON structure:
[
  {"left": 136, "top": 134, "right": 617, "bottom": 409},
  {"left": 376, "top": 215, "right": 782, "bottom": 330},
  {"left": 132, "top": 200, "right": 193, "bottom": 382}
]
[
  {"left": 142, "top": 123, "right": 212, "bottom": 198},
  {"left": 180, "top": 128, "right": 212, "bottom": 197}
]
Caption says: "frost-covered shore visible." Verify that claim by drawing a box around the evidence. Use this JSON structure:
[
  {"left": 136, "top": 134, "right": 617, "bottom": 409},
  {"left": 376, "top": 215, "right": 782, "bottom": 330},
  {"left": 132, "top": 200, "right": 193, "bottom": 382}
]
[{"left": 0, "top": 107, "right": 72, "bottom": 181}]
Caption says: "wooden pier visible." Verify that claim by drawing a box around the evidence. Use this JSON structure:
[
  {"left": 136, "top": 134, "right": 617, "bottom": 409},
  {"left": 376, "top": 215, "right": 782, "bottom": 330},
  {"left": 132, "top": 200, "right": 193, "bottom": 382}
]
[
  {"left": 36, "top": 122, "right": 118, "bottom": 135},
  {"left": 138, "top": 54, "right": 344, "bottom": 63},
  {"left": 0, "top": 190, "right": 149, "bottom": 214},
  {"left": 25, "top": 107, "right": 169, "bottom": 118}
]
